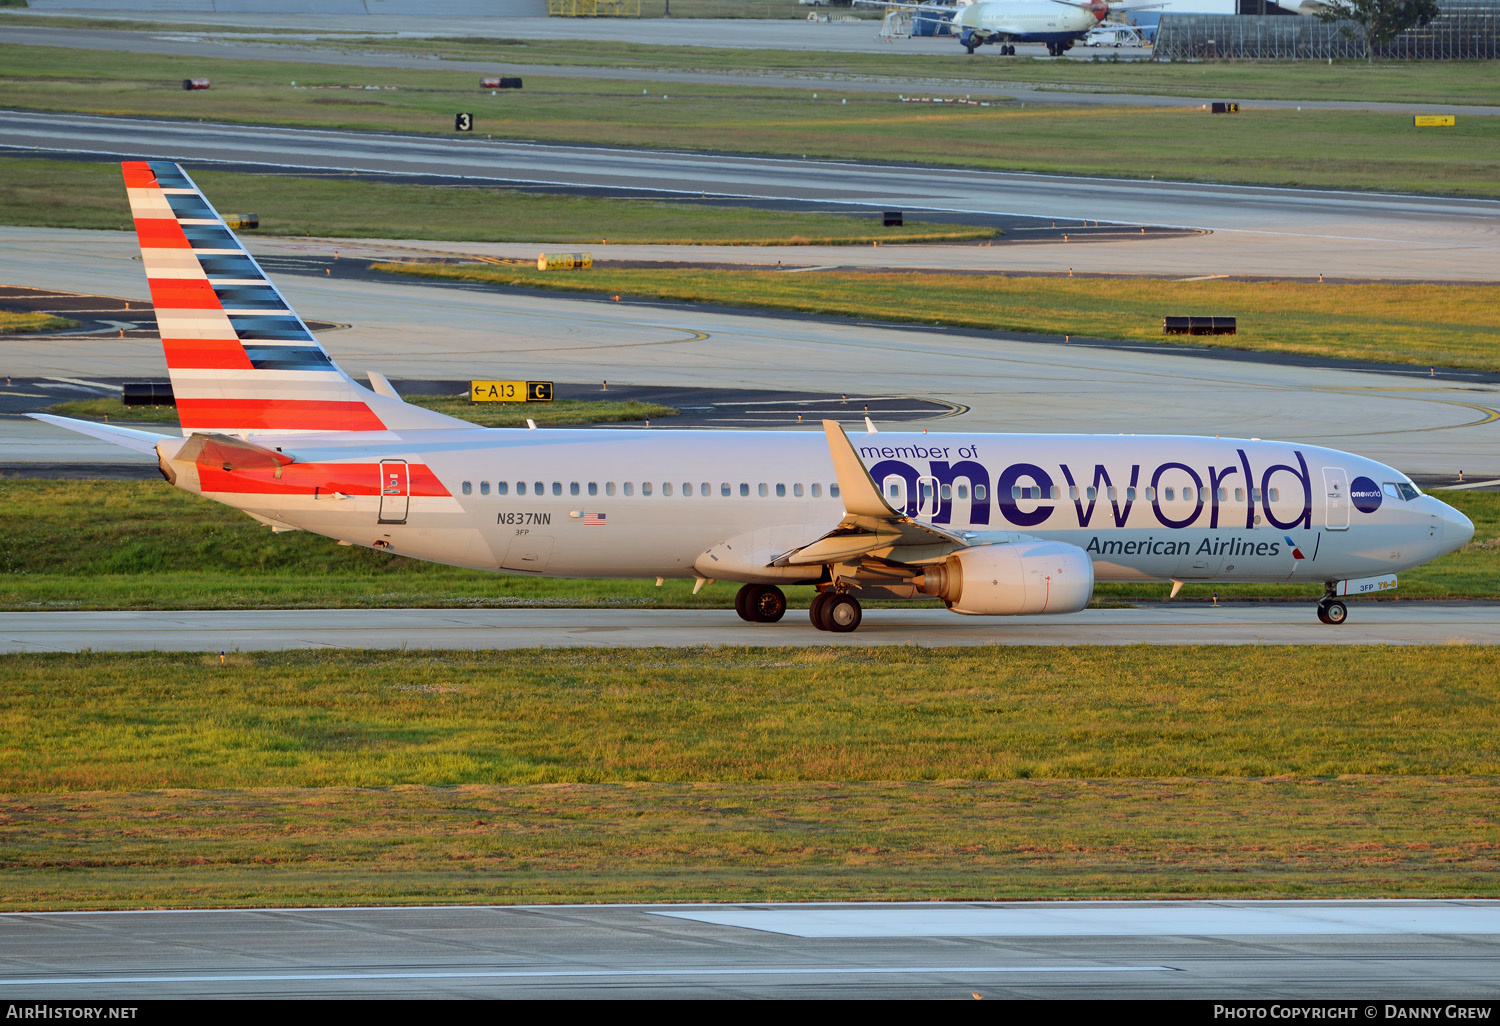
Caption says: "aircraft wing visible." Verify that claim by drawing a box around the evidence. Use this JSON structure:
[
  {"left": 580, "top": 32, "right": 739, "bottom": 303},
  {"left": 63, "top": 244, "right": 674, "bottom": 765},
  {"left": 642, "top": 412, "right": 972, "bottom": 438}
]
[{"left": 771, "top": 420, "right": 970, "bottom": 568}]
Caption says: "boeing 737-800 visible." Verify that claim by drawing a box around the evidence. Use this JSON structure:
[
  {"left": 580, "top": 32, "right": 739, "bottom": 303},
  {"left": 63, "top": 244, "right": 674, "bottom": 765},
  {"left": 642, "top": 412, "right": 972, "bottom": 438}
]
[{"left": 32, "top": 162, "right": 1474, "bottom": 632}]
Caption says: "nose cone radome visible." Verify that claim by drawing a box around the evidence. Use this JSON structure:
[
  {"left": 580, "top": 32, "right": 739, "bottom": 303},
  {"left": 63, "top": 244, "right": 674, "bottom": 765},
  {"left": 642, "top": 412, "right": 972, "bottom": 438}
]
[{"left": 1441, "top": 500, "right": 1475, "bottom": 552}]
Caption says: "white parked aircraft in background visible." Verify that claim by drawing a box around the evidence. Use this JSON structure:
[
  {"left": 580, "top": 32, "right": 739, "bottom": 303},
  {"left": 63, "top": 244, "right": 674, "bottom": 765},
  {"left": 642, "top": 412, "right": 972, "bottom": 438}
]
[
  {"left": 858, "top": 0, "right": 1161, "bottom": 55},
  {"left": 32, "top": 163, "right": 1474, "bottom": 632}
]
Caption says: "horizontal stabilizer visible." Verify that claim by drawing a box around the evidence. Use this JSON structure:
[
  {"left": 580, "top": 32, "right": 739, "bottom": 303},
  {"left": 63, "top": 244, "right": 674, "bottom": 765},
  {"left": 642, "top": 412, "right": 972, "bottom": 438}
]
[{"left": 26, "top": 413, "right": 171, "bottom": 455}]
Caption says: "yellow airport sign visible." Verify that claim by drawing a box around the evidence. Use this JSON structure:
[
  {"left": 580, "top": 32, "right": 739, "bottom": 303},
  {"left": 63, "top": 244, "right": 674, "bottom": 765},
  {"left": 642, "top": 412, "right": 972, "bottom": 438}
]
[
  {"left": 471, "top": 380, "right": 553, "bottom": 402},
  {"left": 537, "top": 252, "right": 593, "bottom": 271},
  {"left": 1414, "top": 115, "right": 1455, "bottom": 127}
]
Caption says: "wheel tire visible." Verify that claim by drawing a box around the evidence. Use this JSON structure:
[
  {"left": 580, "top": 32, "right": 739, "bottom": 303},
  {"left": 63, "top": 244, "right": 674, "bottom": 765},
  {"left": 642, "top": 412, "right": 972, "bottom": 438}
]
[
  {"left": 809, "top": 592, "right": 833, "bottom": 631},
  {"left": 1317, "top": 603, "right": 1332, "bottom": 625},
  {"left": 735, "top": 584, "right": 758, "bottom": 622},
  {"left": 751, "top": 585, "right": 787, "bottom": 623},
  {"left": 1324, "top": 600, "right": 1348, "bottom": 625},
  {"left": 825, "top": 594, "right": 862, "bottom": 633}
]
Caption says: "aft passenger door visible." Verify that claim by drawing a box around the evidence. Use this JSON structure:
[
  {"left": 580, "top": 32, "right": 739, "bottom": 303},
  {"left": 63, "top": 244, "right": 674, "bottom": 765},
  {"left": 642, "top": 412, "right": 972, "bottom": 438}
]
[
  {"left": 378, "top": 458, "right": 410, "bottom": 524},
  {"left": 1323, "top": 467, "right": 1350, "bottom": 531}
]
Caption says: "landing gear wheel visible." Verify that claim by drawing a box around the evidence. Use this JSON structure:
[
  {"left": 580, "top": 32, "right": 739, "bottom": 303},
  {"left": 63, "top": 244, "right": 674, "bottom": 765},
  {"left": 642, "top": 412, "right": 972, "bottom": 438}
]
[
  {"left": 809, "top": 591, "right": 835, "bottom": 631},
  {"left": 735, "top": 584, "right": 756, "bottom": 622},
  {"left": 750, "top": 585, "right": 787, "bottom": 623},
  {"left": 1004, "top": 44, "right": 1015, "bottom": 55},
  {"left": 1317, "top": 598, "right": 1348, "bottom": 625},
  {"left": 824, "top": 594, "right": 863, "bottom": 633}
]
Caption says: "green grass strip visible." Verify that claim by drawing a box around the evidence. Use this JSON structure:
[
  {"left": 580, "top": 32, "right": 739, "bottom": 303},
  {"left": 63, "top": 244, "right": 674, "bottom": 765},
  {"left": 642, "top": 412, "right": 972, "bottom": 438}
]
[
  {"left": 0, "top": 480, "right": 1493, "bottom": 608},
  {"left": 47, "top": 395, "right": 677, "bottom": 429},
  {"left": 2, "top": 45, "right": 1498, "bottom": 195},
  {"left": 3, "top": 647, "right": 1500, "bottom": 906},
  {"left": 0, "top": 311, "right": 75, "bottom": 333},
  {"left": 4, "top": 779, "right": 1497, "bottom": 908},
  {"left": 0, "top": 154, "right": 990, "bottom": 244},
  {"left": 377, "top": 262, "right": 1500, "bottom": 372}
]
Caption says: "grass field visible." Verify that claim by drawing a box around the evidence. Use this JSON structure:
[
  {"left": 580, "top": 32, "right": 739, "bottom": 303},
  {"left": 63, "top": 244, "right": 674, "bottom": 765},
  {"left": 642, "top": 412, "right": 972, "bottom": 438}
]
[
  {"left": 377, "top": 262, "right": 1500, "bottom": 372},
  {"left": 2, "top": 46, "right": 1498, "bottom": 195},
  {"left": 48, "top": 394, "right": 678, "bottom": 429},
  {"left": 0, "top": 155, "right": 989, "bottom": 245},
  {"left": 0, "top": 311, "right": 74, "bottom": 333},
  {"left": 2, "top": 646, "right": 1498, "bottom": 907},
  {"left": 0, "top": 480, "right": 1492, "bottom": 610}
]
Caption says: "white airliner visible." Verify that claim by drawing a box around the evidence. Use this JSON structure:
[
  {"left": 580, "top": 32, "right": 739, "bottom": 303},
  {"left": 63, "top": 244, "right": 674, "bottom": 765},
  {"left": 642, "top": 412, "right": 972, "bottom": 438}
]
[
  {"left": 32, "top": 162, "right": 1474, "bottom": 632},
  {"left": 858, "top": 0, "right": 1161, "bottom": 56}
]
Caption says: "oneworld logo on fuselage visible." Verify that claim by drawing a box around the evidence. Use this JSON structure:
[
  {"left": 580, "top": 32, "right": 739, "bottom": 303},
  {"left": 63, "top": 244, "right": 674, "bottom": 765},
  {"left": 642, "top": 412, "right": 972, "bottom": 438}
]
[{"left": 859, "top": 441, "right": 1326, "bottom": 531}]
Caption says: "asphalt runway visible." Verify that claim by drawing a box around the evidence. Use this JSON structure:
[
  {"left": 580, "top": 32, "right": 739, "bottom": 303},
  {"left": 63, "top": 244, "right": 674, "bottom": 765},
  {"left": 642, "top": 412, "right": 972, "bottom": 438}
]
[
  {"left": 3, "top": 603, "right": 1497, "bottom": 652},
  {"left": 3, "top": 901, "right": 1498, "bottom": 998}
]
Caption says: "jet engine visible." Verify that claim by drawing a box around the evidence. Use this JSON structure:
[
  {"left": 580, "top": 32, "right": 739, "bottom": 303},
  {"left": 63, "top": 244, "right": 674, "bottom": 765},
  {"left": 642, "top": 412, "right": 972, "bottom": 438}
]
[{"left": 918, "top": 540, "right": 1093, "bottom": 615}]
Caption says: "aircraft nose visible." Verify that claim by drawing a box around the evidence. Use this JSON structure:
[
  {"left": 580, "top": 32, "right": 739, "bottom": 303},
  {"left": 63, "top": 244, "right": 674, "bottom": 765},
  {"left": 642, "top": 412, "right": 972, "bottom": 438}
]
[{"left": 1440, "top": 500, "right": 1474, "bottom": 550}]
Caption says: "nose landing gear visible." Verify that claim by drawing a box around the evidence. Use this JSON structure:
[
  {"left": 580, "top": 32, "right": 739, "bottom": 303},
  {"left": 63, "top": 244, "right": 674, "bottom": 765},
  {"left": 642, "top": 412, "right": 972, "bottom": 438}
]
[{"left": 1317, "top": 584, "right": 1348, "bottom": 625}]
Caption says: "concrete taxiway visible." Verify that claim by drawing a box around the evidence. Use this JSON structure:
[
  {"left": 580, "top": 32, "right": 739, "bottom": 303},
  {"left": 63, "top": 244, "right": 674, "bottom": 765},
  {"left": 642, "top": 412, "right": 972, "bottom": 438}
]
[
  {"left": 6, "top": 226, "right": 1498, "bottom": 478},
  {"left": 2, "top": 604, "right": 1496, "bottom": 652},
  {"left": 3, "top": 901, "right": 1498, "bottom": 998}
]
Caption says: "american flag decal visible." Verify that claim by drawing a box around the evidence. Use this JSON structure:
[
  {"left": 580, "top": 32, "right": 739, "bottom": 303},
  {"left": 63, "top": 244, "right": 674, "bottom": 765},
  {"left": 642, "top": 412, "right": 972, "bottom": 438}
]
[{"left": 584, "top": 512, "right": 607, "bottom": 526}]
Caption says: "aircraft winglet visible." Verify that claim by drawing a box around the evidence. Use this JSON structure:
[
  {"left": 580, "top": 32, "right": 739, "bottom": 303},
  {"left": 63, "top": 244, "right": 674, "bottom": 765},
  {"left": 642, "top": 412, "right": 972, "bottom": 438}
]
[{"left": 822, "top": 419, "right": 897, "bottom": 518}]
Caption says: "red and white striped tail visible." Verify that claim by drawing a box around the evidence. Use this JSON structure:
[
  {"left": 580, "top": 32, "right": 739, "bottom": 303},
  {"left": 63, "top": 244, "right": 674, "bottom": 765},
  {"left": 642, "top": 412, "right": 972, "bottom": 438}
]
[{"left": 123, "top": 160, "right": 391, "bottom": 436}]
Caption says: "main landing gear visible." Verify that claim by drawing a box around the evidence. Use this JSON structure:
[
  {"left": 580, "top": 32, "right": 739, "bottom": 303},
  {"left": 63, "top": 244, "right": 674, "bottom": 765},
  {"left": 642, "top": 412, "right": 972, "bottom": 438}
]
[
  {"left": 733, "top": 584, "right": 863, "bottom": 632},
  {"left": 735, "top": 583, "right": 786, "bottom": 623},
  {"left": 1316, "top": 583, "right": 1348, "bottom": 626},
  {"left": 809, "top": 590, "right": 862, "bottom": 633}
]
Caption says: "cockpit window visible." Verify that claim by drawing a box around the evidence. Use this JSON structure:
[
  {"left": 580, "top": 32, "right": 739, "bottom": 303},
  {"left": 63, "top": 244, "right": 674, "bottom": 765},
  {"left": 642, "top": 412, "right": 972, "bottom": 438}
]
[{"left": 1383, "top": 481, "right": 1421, "bottom": 501}]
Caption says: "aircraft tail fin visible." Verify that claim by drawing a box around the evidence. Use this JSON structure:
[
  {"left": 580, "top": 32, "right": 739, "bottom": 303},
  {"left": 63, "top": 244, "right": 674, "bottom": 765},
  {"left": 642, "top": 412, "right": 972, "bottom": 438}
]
[{"left": 122, "top": 160, "right": 464, "bottom": 437}]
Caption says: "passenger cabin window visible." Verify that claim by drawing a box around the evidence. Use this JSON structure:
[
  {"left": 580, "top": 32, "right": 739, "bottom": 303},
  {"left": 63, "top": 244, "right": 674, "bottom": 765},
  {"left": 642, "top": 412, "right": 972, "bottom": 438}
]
[
  {"left": 517, "top": 482, "right": 527, "bottom": 496},
  {"left": 776, "top": 484, "right": 786, "bottom": 497},
  {"left": 1086, "top": 487, "right": 1096, "bottom": 501},
  {"left": 974, "top": 484, "right": 986, "bottom": 501},
  {"left": 1269, "top": 488, "right": 1280, "bottom": 502},
  {"left": 663, "top": 482, "right": 673, "bottom": 496},
  {"left": 831, "top": 484, "right": 841, "bottom": 498},
  {"left": 552, "top": 482, "right": 562, "bottom": 496},
  {"left": 759, "top": 483, "right": 768, "bottom": 497},
  {"left": 588, "top": 483, "right": 597, "bottom": 496},
  {"left": 812, "top": 484, "right": 822, "bottom": 498},
  {"left": 642, "top": 482, "right": 653, "bottom": 496},
  {"left": 740, "top": 484, "right": 749, "bottom": 497},
  {"left": 534, "top": 481, "right": 544, "bottom": 496},
  {"left": 1146, "top": 487, "right": 1157, "bottom": 502},
  {"left": 1236, "top": 488, "right": 1245, "bottom": 502},
  {"left": 1126, "top": 487, "right": 1137, "bottom": 501},
  {"left": 624, "top": 482, "right": 634, "bottom": 496},
  {"left": 1107, "top": 487, "right": 1117, "bottom": 501},
  {"left": 722, "top": 482, "right": 732, "bottom": 497},
  {"left": 1164, "top": 487, "right": 1174, "bottom": 501},
  {"left": 606, "top": 482, "right": 616, "bottom": 496},
  {"left": 498, "top": 482, "right": 509, "bottom": 495},
  {"left": 794, "top": 483, "right": 804, "bottom": 498},
  {"left": 480, "top": 481, "right": 490, "bottom": 495},
  {"left": 462, "top": 481, "right": 472, "bottom": 495}
]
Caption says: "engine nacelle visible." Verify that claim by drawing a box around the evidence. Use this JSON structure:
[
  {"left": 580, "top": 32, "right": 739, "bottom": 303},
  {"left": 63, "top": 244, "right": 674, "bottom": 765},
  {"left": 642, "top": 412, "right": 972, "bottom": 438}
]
[{"left": 919, "top": 540, "right": 1093, "bottom": 616}]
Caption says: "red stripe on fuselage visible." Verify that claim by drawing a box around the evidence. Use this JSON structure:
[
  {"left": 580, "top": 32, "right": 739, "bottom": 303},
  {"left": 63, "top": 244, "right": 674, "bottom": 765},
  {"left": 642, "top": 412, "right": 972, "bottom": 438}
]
[
  {"left": 160, "top": 338, "right": 253, "bottom": 370},
  {"left": 196, "top": 462, "right": 450, "bottom": 497},
  {"left": 176, "top": 398, "right": 387, "bottom": 432}
]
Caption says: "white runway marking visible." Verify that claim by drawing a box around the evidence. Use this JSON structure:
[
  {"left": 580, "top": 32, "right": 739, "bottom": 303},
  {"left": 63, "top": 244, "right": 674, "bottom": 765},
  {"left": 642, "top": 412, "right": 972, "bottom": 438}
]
[
  {"left": 651, "top": 904, "right": 1500, "bottom": 939},
  {"left": 0, "top": 965, "right": 1176, "bottom": 987}
]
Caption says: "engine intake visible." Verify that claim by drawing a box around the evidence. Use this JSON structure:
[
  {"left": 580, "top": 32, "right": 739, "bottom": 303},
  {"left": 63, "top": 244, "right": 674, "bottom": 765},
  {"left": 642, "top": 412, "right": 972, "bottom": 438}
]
[{"left": 920, "top": 540, "right": 1093, "bottom": 616}]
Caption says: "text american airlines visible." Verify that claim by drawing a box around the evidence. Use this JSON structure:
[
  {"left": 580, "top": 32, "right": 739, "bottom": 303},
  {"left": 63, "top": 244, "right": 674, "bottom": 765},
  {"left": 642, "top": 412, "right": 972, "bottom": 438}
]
[{"left": 32, "top": 162, "right": 1474, "bottom": 633}]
